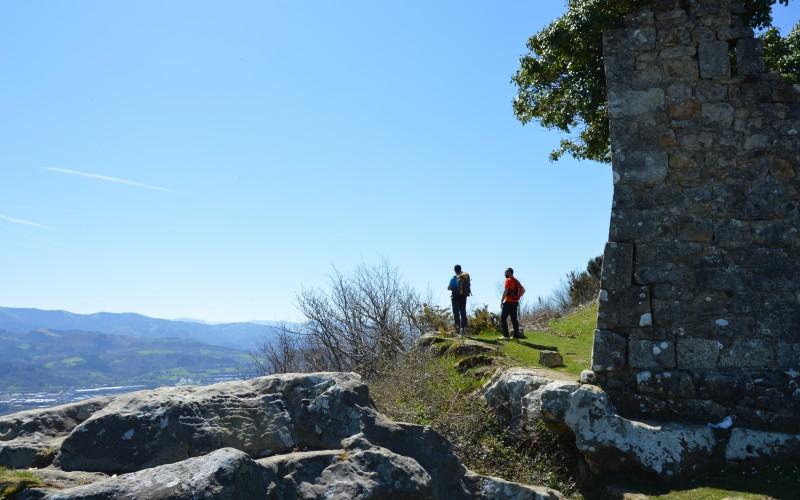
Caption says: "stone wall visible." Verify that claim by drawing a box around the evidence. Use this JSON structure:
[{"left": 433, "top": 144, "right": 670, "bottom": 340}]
[{"left": 593, "top": 0, "right": 800, "bottom": 432}]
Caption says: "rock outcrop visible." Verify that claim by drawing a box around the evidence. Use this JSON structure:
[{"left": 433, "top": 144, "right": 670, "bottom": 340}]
[
  {"left": 482, "top": 367, "right": 800, "bottom": 482},
  {"left": 1, "top": 372, "right": 564, "bottom": 499}
]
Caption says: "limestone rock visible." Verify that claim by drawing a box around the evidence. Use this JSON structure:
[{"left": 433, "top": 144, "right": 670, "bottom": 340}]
[
  {"left": 0, "top": 397, "right": 113, "bottom": 469},
  {"left": 534, "top": 382, "right": 720, "bottom": 480},
  {"left": 538, "top": 350, "right": 564, "bottom": 368},
  {"left": 56, "top": 372, "right": 369, "bottom": 473},
  {"left": 482, "top": 367, "right": 557, "bottom": 428},
  {"left": 20, "top": 448, "right": 272, "bottom": 499},
  {"left": 2, "top": 372, "right": 566, "bottom": 499},
  {"left": 725, "top": 428, "right": 800, "bottom": 463}
]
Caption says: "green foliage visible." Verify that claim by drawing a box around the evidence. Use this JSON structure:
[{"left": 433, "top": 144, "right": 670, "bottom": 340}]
[
  {"left": 567, "top": 255, "right": 603, "bottom": 306},
  {"left": 548, "top": 303, "right": 598, "bottom": 340},
  {"left": 467, "top": 304, "right": 501, "bottom": 335},
  {"left": 418, "top": 302, "right": 452, "bottom": 333},
  {"left": 762, "top": 22, "right": 800, "bottom": 83},
  {"left": 0, "top": 467, "right": 43, "bottom": 499},
  {"left": 513, "top": 0, "right": 794, "bottom": 163}
]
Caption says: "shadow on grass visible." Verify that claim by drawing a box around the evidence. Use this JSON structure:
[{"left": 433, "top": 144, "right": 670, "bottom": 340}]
[
  {"left": 514, "top": 339, "right": 559, "bottom": 351},
  {"left": 471, "top": 334, "right": 559, "bottom": 351},
  {"left": 599, "top": 459, "right": 800, "bottom": 499}
]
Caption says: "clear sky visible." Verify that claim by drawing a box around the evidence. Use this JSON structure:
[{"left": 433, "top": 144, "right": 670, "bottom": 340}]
[{"left": 1, "top": 2, "right": 798, "bottom": 324}]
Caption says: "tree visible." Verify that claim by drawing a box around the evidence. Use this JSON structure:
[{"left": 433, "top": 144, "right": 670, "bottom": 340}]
[
  {"left": 512, "top": 0, "right": 793, "bottom": 164},
  {"left": 252, "top": 259, "right": 427, "bottom": 376},
  {"left": 567, "top": 255, "right": 603, "bottom": 306},
  {"left": 763, "top": 22, "right": 800, "bottom": 82}
]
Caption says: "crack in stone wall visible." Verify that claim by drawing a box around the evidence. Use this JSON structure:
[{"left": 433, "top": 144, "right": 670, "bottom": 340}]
[{"left": 593, "top": 0, "right": 800, "bottom": 432}]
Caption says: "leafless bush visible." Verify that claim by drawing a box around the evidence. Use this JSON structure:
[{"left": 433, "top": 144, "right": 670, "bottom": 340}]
[
  {"left": 249, "top": 327, "right": 311, "bottom": 375},
  {"left": 251, "top": 258, "right": 425, "bottom": 376}
]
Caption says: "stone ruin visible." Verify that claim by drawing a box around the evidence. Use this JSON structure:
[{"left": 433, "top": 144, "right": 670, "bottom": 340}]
[{"left": 592, "top": 0, "right": 800, "bottom": 433}]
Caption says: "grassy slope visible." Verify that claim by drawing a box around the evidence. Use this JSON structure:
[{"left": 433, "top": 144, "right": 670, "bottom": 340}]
[
  {"left": 468, "top": 303, "right": 598, "bottom": 377},
  {"left": 473, "top": 303, "right": 799, "bottom": 500}
]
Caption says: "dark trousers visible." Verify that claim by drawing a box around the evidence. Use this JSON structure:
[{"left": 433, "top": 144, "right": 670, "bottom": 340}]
[
  {"left": 452, "top": 297, "right": 467, "bottom": 330},
  {"left": 501, "top": 301, "right": 519, "bottom": 338}
]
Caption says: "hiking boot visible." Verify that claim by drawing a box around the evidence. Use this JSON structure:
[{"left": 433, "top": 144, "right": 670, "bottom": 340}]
[
  {"left": 498, "top": 336, "right": 511, "bottom": 341},
  {"left": 513, "top": 333, "right": 525, "bottom": 339}
]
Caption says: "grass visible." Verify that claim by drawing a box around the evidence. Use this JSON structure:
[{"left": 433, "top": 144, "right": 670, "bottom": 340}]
[
  {"left": 372, "top": 302, "right": 799, "bottom": 500},
  {"left": 463, "top": 303, "right": 597, "bottom": 377},
  {"left": 368, "top": 353, "right": 583, "bottom": 497},
  {"left": 0, "top": 467, "right": 43, "bottom": 500}
]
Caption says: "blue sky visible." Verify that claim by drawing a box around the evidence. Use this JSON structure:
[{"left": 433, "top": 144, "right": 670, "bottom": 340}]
[{"left": 1, "top": 2, "right": 798, "bottom": 323}]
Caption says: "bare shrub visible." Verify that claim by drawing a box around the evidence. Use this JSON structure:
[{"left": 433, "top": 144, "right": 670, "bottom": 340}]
[
  {"left": 248, "top": 327, "right": 311, "bottom": 375},
  {"left": 251, "top": 258, "right": 424, "bottom": 376}
]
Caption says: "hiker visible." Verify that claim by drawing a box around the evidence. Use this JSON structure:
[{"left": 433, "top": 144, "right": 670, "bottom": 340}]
[
  {"left": 448, "top": 264, "right": 471, "bottom": 335},
  {"left": 500, "top": 267, "right": 525, "bottom": 340}
]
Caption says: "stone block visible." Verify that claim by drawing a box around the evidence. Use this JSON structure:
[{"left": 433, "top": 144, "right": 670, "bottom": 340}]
[
  {"left": 636, "top": 370, "right": 695, "bottom": 398},
  {"left": 672, "top": 399, "right": 728, "bottom": 426},
  {"left": 692, "top": 291, "right": 759, "bottom": 315},
  {"left": 676, "top": 215, "right": 714, "bottom": 242},
  {"left": 591, "top": 330, "right": 627, "bottom": 372},
  {"left": 608, "top": 89, "right": 665, "bottom": 118},
  {"left": 630, "top": 340, "right": 676, "bottom": 368},
  {"left": 678, "top": 129, "right": 716, "bottom": 150},
  {"left": 751, "top": 221, "right": 798, "bottom": 248},
  {"left": 735, "top": 38, "right": 764, "bottom": 75},
  {"left": 713, "top": 219, "right": 751, "bottom": 244},
  {"left": 539, "top": 350, "right": 564, "bottom": 368},
  {"left": 719, "top": 338, "right": 776, "bottom": 367},
  {"left": 726, "top": 428, "right": 800, "bottom": 462},
  {"left": 756, "top": 294, "right": 800, "bottom": 339},
  {"left": 776, "top": 341, "right": 800, "bottom": 368},
  {"left": 677, "top": 338, "right": 722, "bottom": 369},
  {"left": 652, "top": 299, "right": 689, "bottom": 326},
  {"left": 653, "top": 283, "right": 694, "bottom": 301},
  {"left": 669, "top": 100, "right": 702, "bottom": 119},
  {"left": 694, "top": 266, "right": 750, "bottom": 291},
  {"left": 772, "top": 84, "right": 800, "bottom": 103},
  {"left": 597, "top": 286, "right": 652, "bottom": 330},
  {"left": 664, "top": 58, "right": 700, "bottom": 79},
  {"left": 723, "top": 246, "right": 790, "bottom": 269},
  {"left": 635, "top": 262, "right": 694, "bottom": 287},
  {"left": 697, "top": 80, "right": 728, "bottom": 101},
  {"left": 691, "top": 27, "right": 716, "bottom": 41},
  {"left": 601, "top": 242, "right": 634, "bottom": 290},
  {"left": 752, "top": 268, "right": 800, "bottom": 292},
  {"left": 609, "top": 209, "right": 672, "bottom": 242},
  {"left": 700, "top": 372, "right": 749, "bottom": 405},
  {"left": 698, "top": 40, "right": 731, "bottom": 79},
  {"left": 702, "top": 102, "right": 734, "bottom": 126}
]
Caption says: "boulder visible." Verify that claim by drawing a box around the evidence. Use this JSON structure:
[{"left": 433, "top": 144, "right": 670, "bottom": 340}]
[
  {"left": 549, "top": 385, "right": 718, "bottom": 479},
  {"left": 482, "top": 368, "right": 557, "bottom": 429},
  {"left": 538, "top": 351, "right": 564, "bottom": 368},
  {"left": 485, "top": 368, "right": 731, "bottom": 481},
  {"left": 725, "top": 428, "right": 800, "bottom": 463},
  {"left": 20, "top": 448, "right": 272, "bottom": 499},
  {"left": 0, "top": 397, "right": 113, "bottom": 469},
  {"left": 2, "top": 372, "right": 565, "bottom": 499},
  {"left": 56, "top": 372, "right": 370, "bottom": 473}
]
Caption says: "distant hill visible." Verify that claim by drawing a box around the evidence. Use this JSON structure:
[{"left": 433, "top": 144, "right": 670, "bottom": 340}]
[
  {"left": 0, "top": 307, "right": 282, "bottom": 350},
  {"left": 0, "top": 328, "right": 251, "bottom": 392}
]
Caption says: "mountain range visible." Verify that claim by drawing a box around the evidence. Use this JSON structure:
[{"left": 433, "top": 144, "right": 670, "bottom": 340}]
[
  {"left": 0, "top": 307, "right": 289, "bottom": 413},
  {"left": 0, "top": 328, "right": 250, "bottom": 392},
  {"left": 0, "top": 307, "right": 282, "bottom": 350}
]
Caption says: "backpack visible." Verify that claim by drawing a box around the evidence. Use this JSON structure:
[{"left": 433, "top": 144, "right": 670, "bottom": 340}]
[
  {"left": 456, "top": 273, "right": 471, "bottom": 296},
  {"left": 507, "top": 278, "right": 524, "bottom": 299}
]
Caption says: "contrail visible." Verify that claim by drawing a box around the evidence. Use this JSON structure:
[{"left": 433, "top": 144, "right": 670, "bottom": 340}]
[
  {"left": 0, "top": 214, "right": 48, "bottom": 228},
  {"left": 43, "top": 167, "right": 179, "bottom": 193}
]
